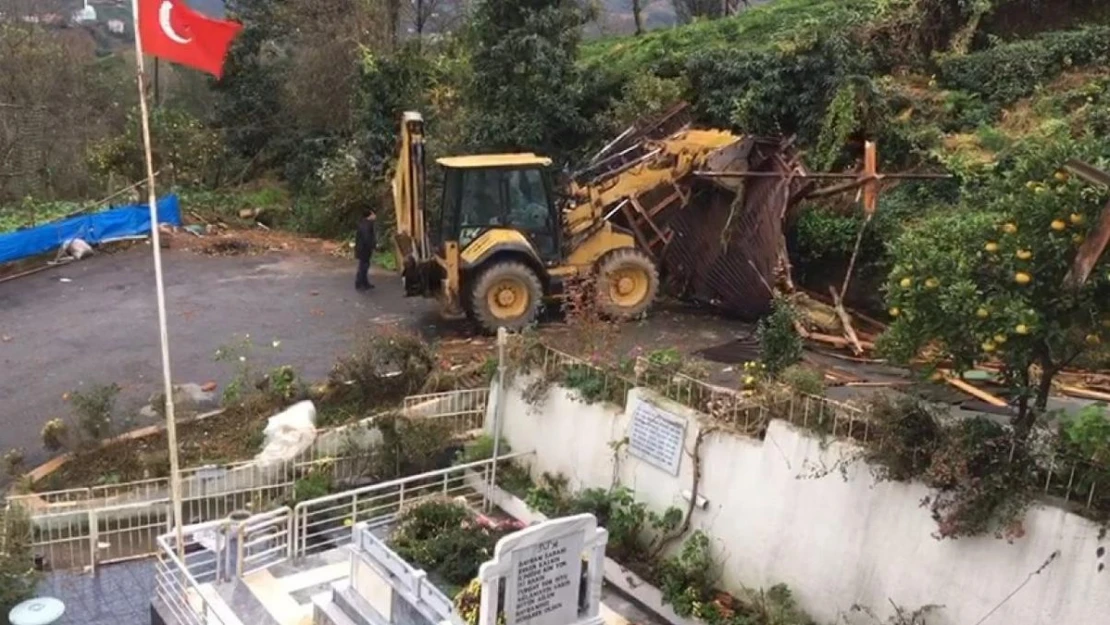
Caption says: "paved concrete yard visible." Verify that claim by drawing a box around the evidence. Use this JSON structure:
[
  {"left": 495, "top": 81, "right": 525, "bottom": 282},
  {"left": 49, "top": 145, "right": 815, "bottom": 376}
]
[
  {"left": 0, "top": 244, "right": 758, "bottom": 475},
  {"left": 0, "top": 246, "right": 432, "bottom": 470}
]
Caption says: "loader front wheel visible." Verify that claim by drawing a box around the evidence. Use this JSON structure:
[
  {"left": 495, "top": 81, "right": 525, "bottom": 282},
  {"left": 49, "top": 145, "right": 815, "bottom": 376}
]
[
  {"left": 597, "top": 248, "right": 659, "bottom": 320},
  {"left": 470, "top": 261, "right": 544, "bottom": 334}
]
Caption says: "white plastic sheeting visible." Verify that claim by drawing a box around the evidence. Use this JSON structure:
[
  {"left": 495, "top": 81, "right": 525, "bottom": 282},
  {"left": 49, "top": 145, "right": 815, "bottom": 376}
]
[{"left": 254, "top": 401, "right": 318, "bottom": 467}]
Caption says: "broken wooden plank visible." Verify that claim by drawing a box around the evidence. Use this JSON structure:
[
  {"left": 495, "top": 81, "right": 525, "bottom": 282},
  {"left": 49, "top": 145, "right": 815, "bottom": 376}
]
[
  {"left": 944, "top": 375, "right": 1008, "bottom": 407},
  {"left": 829, "top": 287, "right": 865, "bottom": 355},
  {"left": 1058, "top": 385, "right": 1110, "bottom": 402},
  {"left": 807, "top": 332, "right": 876, "bottom": 351},
  {"left": 1064, "top": 197, "right": 1110, "bottom": 290}
]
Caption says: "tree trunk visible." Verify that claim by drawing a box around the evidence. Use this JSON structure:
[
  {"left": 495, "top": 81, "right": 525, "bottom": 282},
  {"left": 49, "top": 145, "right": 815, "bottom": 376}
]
[
  {"left": 387, "top": 0, "right": 401, "bottom": 47},
  {"left": 632, "top": 0, "right": 645, "bottom": 35},
  {"left": 1013, "top": 366, "right": 1034, "bottom": 440}
]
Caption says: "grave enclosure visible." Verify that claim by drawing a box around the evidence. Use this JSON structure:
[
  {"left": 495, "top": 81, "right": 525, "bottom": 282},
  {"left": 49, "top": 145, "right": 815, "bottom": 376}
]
[{"left": 322, "top": 514, "right": 610, "bottom": 625}]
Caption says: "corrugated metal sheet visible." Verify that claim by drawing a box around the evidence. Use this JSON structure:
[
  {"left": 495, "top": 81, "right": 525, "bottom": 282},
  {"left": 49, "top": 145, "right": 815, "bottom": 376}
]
[{"left": 660, "top": 140, "right": 799, "bottom": 319}]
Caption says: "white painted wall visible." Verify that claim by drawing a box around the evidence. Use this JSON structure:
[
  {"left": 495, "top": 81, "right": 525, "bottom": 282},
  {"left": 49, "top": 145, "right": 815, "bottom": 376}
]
[{"left": 487, "top": 377, "right": 1110, "bottom": 625}]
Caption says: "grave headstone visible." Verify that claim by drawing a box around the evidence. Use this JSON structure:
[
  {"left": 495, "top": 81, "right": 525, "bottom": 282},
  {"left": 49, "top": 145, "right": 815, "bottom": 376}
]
[{"left": 478, "top": 514, "right": 607, "bottom": 625}]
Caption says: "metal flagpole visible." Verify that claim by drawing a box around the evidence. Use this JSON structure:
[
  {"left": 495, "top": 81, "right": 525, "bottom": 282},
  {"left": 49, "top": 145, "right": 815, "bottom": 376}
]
[
  {"left": 129, "top": 0, "right": 186, "bottom": 558},
  {"left": 487, "top": 327, "right": 507, "bottom": 511}
]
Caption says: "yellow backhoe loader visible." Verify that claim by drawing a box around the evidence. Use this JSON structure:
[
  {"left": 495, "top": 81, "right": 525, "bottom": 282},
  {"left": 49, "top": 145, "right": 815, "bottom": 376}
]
[{"left": 391, "top": 106, "right": 760, "bottom": 333}]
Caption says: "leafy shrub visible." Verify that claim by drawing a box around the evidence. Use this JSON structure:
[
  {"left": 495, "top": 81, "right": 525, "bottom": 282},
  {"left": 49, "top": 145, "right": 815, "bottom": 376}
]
[
  {"left": 658, "top": 531, "right": 717, "bottom": 616},
  {"left": 0, "top": 507, "right": 39, "bottom": 619},
  {"left": 778, "top": 365, "right": 825, "bottom": 396},
  {"left": 328, "top": 332, "right": 436, "bottom": 411},
  {"left": 372, "top": 415, "right": 459, "bottom": 479},
  {"left": 659, "top": 531, "right": 814, "bottom": 625},
  {"left": 88, "top": 107, "right": 224, "bottom": 187},
  {"left": 263, "top": 365, "right": 304, "bottom": 404},
  {"left": 757, "top": 297, "right": 803, "bottom": 376},
  {"left": 862, "top": 395, "right": 943, "bottom": 481},
  {"left": 390, "top": 498, "right": 503, "bottom": 587},
  {"left": 525, "top": 476, "right": 680, "bottom": 562},
  {"left": 41, "top": 418, "right": 68, "bottom": 452},
  {"left": 456, "top": 435, "right": 510, "bottom": 465},
  {"left": 598, "top": 73, "right": 687, "bottom": 134},
  {"left": 525, "top": 472, "right": 575, "bottom": 517},
  {"left": 70, "top": 383, "right": 120, "bottom": 442},
  {"left": 938, "top": 26, "right": 1110, "bottom": 106},
  {"left": 292, "top": 469, "right": 334, "bottom": 504},
  {"left": 3, "top": 449, "right": 24, "bottom": 478},
  {"left": 1058, "top": 404, "right": 1110, "bottom": 463},
  {"left": 924, "top": 417, "right": 1034, "bottom": 540}
]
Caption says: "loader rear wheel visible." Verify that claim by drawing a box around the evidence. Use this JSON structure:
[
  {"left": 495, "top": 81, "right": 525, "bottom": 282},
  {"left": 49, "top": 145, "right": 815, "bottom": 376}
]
[
  {"left": 470, "top": 261, "right": 544, "bottom": 333},
  {"left": 597, "top": 248, "right": 659, "bottom": 319}
]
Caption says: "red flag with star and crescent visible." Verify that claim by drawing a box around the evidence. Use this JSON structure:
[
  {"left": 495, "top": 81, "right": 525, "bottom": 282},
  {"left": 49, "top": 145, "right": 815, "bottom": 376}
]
[{"left": 137, "top": 0, "right": 243, "bottom": 79}]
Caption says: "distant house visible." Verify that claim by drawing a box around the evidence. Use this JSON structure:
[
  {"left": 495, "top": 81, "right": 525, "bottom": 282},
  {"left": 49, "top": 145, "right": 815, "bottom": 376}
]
[{"left": 107, "top": 19, "right": 125, "bottom": 34}]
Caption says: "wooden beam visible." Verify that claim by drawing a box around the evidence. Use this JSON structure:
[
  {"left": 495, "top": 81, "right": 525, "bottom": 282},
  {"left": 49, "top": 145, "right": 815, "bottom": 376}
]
[
  {"left": 1058, "top": 385, "right": 1110, "bottom": 402},
  {"left": 862, "top": 141, "right": 878, "bottom": 216},
  {"left": 1064, "top": 197, "right": 1110, "bottom": 290},
  {"left": 944, "top": 375, "right": 1008, "bottom": 407},
  {"left": 829, "top": 286, "right": 864, "bottom": 355}
]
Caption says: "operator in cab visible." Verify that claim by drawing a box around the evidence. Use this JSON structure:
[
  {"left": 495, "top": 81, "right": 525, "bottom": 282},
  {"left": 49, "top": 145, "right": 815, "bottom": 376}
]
[{"left": 355, "top": 209, "right": 377, "bottom": 292}]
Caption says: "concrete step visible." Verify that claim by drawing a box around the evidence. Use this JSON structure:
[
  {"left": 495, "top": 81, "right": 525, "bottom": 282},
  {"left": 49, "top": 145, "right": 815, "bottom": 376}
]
[{"left": 312, "top": 590, "right": 361, "bottom": 625}]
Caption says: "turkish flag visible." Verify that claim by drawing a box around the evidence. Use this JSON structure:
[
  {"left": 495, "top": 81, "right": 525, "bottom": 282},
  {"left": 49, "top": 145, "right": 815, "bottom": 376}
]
[{"left": 137, "top": 0, "right": 243, "bottom": 79}]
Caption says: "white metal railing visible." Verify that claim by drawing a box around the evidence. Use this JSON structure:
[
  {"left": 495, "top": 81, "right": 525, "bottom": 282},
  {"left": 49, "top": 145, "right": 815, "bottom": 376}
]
[
  {"left": 11, "top": 388, "right": 493, "bottom": 572},
  {"left": 155, "top": 522, "right": 235, "bottom": 625},
  {"left": 292, "top": 453, "right": 532, "bottom": 559},
  {"left": 14, "top": 388, "right": 491, "bottom": 516},
  {"left": 236, "top": 507, "right": 291, "bottom": 577},
  {"left": 403, "top": 388, "right": 489, "bottom": 433}
]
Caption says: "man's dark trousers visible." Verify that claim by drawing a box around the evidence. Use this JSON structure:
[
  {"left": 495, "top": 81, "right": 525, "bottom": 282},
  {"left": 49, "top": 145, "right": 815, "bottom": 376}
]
[
  {"left": 355, "top": 216, "right": 376, "bottom": 291},
  {"left": 356, "top": 257, "right": 371, "bottom": 290}
]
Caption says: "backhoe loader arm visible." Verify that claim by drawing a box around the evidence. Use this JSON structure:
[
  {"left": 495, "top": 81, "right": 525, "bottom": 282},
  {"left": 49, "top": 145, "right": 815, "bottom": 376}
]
[
  {"left": 562, "top": 127, "right": 745, "bottom": 237},
  {"left": 392, "top": 111, "right": 429, "bottom": 267}
]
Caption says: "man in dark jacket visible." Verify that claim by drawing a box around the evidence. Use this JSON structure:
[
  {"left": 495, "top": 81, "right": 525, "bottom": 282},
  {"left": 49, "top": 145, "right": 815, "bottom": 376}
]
[{"left": 355, "top": 209, "right": 377, "bottom": 291}]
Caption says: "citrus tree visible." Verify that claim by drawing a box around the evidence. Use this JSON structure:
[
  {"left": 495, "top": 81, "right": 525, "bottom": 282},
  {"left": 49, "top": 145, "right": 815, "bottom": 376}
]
[{"left": 880, "top": 136, "right": 1110, "bottom": 436}]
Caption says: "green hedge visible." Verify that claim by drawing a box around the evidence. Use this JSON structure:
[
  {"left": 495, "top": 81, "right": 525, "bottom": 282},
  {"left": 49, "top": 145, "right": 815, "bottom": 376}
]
[{"left": 939, "top": 26, "right": 1110, "bottom": 106}]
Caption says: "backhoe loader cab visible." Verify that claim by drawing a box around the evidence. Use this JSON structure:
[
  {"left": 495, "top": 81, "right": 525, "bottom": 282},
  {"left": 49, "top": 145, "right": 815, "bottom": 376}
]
[{"left": 436, "top": 155, "right": 561, "bottom": 263}]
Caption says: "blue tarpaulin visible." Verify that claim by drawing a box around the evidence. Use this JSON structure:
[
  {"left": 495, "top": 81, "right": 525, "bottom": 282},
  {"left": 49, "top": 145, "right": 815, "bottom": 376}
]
[{"left": 0, "top": 195, "right": 182, "bottom": 265}]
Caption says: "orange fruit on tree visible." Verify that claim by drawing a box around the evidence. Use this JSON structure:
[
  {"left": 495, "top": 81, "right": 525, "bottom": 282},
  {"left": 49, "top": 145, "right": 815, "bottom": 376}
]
[
  {"left": 976, "top": 307, "right": 990, "bottom": 319},
  {"left": 1014, "top": 272, "right": 1032, "bottom": 285},
  {"left": 889, "top": 307, "right": 901, "bottom": 317},
  {"left": 1070, "top": 213, "right": 1086, "bottom": 225},
  {"left": 994, "top": 334, "right": 1007, "bottom": 344},
  {"left": 900, "top": 277, "right": 913, "bottom": 288},
  {"left": 1087, "top": 334, "right": 1102, "bottom": 346},
  {"left": 1055, "top": 171, "right": 1070, "bottom": 182},
  {"left": 982, "top": 341, "right": 997, "bottom": 353},
  {"left": 925, "top": 278, "right": 939, "bottom": 289},
  {"left": 1016, "top": 324, "right": 1030, "bottom": 335},
  {"left": 984, "top": 242, "right": 999, "bottom": 253},
  {"left": 1002, "top": 223, "right": 1018, "bottom": 234},
  {"left": 1051, "top": 219, "right": 1067, "bottom": 231},
  {"left": 1016, "top": 249, "right": 1032, "bottom": 260}
]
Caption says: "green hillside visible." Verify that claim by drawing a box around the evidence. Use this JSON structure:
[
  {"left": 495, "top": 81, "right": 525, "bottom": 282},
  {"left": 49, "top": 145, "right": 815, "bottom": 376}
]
[
  {"left": 583, "top": 0, "right": 875, "bottom": 74},
  {"left": 578, "top": 0, "right": 1110, "bottom": 309}
]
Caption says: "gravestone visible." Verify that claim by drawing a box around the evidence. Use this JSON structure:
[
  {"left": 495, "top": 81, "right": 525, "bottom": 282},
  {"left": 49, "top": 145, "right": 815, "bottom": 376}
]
[
  {"left": 626, "top": 396, "right": 687, "bottom": 476},
  {"left": 478, "top": 514, "right": 608, "bottom": 625}
]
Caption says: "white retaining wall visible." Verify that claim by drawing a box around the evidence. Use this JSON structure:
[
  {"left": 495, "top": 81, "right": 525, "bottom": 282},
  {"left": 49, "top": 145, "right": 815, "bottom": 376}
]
[{"left": 487, "top": 377, "right": 1110, "bottom": 625}]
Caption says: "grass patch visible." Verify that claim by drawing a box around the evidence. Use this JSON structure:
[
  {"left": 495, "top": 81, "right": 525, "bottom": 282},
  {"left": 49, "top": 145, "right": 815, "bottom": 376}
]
[{"left": 581, "top": 0, "right": 876, "bottom": 74}]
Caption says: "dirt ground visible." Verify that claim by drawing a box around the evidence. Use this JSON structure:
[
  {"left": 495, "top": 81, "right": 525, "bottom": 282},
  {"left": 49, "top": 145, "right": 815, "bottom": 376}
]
[{"left": 0, "top": 236, "right": 758, "bottom": 475}]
